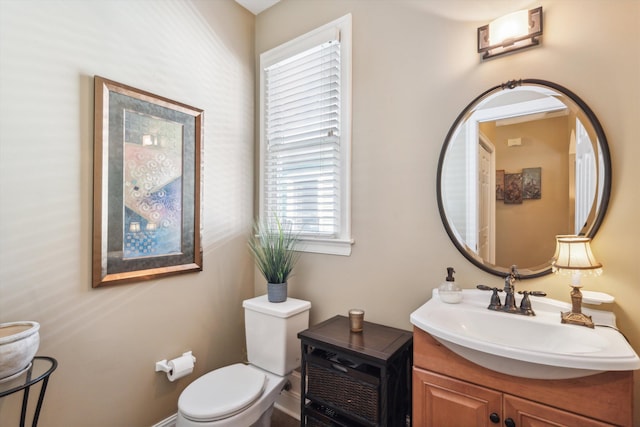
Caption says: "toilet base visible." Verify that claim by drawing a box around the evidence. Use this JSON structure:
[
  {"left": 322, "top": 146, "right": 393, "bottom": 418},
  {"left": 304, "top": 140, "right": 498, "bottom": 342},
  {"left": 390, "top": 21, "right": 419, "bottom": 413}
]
[{"left": 251, "top": 404, "right": 275, "bottom": 427}]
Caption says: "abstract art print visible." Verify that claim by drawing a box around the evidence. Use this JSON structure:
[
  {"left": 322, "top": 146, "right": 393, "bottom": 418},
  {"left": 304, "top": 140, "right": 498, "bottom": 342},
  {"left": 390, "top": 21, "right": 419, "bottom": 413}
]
[
  {"left": 93, "top": 76, "right": 203, "bottom": 287},
  {"left": 504, "top": 173, "right": 523, "bottom": 204}
]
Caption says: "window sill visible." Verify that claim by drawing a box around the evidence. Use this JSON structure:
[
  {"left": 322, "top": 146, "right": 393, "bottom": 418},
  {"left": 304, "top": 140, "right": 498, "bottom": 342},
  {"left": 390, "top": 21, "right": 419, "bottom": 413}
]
[{"left": 296, "top": 237, "right": 353, "bottom": 256}]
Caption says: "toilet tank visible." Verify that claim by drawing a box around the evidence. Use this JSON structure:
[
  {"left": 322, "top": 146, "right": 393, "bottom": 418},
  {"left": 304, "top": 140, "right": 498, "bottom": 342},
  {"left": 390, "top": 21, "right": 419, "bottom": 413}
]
[{"left": 242, "top": 295, "right": 311, "bottom": 376}]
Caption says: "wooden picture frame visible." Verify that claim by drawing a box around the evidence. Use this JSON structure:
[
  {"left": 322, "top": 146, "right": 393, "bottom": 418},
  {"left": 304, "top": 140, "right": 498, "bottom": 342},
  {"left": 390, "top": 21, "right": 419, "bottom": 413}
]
[{"left": 93, "top": 76, "right": 203, "bottom": 287}]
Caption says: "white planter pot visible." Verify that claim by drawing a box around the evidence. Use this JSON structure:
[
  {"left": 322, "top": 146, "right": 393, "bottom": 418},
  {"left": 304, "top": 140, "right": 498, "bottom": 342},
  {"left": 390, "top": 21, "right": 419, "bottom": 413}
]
[{"left": 0, "top": 321, "right": 40, "bottom": 380}]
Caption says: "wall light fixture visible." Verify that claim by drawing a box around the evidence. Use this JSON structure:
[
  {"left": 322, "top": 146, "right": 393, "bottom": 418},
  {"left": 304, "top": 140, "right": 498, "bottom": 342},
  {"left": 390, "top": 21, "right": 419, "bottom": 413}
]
[{"left": 478, "top": 6, "right": 543, "bottom": 60}]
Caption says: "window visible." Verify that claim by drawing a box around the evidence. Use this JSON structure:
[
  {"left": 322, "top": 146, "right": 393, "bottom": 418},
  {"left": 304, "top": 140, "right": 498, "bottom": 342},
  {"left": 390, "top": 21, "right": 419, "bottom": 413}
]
[{"left": 259, "top": 14, "right": 352, "bottom": 256}]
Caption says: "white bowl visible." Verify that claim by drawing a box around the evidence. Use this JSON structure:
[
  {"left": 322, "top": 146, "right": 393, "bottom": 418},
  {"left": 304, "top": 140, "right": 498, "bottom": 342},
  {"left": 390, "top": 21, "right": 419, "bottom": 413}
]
[{"left": 0, "top": 321, "right": 40, "bottom": 380}]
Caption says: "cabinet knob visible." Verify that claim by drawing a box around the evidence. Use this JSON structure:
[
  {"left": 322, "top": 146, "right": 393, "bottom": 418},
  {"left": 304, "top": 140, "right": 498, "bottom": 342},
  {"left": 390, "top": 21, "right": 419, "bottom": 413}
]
[
  {"left": 489, "top": 412, "right": 500, "bottom": 423},
  {"left": 504, "top": 418, "right": 516, "bottom": 427}
]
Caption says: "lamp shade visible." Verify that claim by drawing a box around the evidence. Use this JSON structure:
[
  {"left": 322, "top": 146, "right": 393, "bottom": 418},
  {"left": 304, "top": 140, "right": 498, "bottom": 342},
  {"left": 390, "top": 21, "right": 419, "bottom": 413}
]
[{"left": 552, "top": 235, "right": 602, "bottom": 275}]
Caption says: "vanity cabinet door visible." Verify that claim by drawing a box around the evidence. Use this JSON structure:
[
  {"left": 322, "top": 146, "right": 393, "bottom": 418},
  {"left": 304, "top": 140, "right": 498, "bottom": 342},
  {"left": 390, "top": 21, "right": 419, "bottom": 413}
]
[
  {"left": 503, "top": 395, "right": 615, "bottom": 427},
  {"left": 413, "top": 368, "right": 502, "bottom": 427}
]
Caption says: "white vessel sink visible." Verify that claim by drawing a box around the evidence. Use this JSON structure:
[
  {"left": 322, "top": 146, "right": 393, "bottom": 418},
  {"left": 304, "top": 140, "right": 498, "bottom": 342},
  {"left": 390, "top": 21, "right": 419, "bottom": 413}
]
[{"left": 410, "top": 289, "right": 640, "bottom": 379}]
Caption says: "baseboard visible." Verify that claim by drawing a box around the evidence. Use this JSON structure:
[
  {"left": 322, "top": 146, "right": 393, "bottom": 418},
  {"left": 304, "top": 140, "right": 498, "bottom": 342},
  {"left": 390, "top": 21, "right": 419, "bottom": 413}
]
[
  {"left": 274, "top": 370, "right": 302, "bottom": 420},
  {"left": 151, "top": 414, "right": 176, "bottom": 427}
]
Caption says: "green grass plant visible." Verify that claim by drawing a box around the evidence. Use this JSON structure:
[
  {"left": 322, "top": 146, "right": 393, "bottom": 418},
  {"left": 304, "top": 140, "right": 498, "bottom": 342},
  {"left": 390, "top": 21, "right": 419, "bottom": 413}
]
[{"left": 248, "top": 216, "right": 300, "bottom": 284}]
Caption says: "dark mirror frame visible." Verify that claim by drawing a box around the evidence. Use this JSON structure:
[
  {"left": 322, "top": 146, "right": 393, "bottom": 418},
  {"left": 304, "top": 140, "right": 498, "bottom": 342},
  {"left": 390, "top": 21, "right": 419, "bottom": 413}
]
[{"left": 436, "top": 79, "right": 612, "bottom": 279}]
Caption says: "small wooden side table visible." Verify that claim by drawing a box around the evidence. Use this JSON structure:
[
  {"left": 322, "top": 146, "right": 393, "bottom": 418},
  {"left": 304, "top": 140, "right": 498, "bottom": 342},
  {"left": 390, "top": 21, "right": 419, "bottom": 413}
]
[{"left": 299, "top": 315, "right": 412, "bottom": 426}]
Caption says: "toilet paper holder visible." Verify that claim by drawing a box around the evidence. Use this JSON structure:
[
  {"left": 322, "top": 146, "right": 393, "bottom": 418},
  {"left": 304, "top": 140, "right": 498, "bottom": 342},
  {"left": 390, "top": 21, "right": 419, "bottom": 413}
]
[{"left": 155, "top": 351, "right": 196, "bottom": 374}]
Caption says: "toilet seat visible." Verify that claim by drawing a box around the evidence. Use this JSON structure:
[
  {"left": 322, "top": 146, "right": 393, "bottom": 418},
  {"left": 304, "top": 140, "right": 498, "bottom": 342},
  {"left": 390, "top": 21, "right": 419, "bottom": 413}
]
[{"left": 178, "top": 363, "right": 266, "bottom": 422}]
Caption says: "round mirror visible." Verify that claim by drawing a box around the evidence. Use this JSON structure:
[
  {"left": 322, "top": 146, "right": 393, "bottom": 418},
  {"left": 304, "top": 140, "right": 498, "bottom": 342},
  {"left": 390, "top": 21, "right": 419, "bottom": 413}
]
[{"left": 437, "top": 79, "right": 611, "bottom": 279}]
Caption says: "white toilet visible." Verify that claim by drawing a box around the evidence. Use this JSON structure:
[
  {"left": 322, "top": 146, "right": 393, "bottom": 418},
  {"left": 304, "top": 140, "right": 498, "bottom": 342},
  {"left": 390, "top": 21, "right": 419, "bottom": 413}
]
[{"left": 176, "top": 295, "right": 311, "bottom": 427}]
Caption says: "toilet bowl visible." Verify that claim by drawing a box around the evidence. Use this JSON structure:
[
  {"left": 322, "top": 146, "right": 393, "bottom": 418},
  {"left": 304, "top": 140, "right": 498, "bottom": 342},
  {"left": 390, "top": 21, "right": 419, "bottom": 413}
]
[
  {"left": 176, "top": 364, "right": 286, "bottom": 427},
  {"left": 176, "top": 295, "right": 311, "bottom": 427}
]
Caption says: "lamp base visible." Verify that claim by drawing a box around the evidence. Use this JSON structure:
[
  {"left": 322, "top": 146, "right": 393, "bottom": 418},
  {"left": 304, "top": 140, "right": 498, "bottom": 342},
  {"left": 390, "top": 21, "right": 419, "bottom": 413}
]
[
  {"left": 559, "top": 285, "right": 594, "bottom": 328},
  {"left": 561, "top": 310, "right": 594, "bottom": 328}
]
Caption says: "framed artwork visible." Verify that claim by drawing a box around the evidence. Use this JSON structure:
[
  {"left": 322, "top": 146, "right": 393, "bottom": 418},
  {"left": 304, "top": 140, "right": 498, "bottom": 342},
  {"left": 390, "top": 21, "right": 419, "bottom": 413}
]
[
  {"left": 523, "top": 167, "right": 542, "bottom": 199},
  {"left": 504, "top": 173, "right": 523, "bottom": 204},
  {"left": 93, "top": 76, "right": 203, "bottom": 287},
  {"left": 496, "top": 169, "right": 505, "bottom": 200}
]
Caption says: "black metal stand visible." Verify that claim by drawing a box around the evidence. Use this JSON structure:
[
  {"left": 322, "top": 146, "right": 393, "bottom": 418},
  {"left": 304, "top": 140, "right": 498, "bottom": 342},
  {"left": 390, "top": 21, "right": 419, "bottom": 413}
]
[{"left": 0, "top": 356, "right": 58, "bottom": 427}]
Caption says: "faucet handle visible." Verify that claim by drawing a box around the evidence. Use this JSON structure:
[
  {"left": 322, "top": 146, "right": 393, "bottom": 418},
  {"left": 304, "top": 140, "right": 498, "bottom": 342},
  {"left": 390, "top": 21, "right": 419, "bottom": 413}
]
[
  {"left": 477, "top": 284, "right": 502, "bottom": 292},
  {"left": 517, "top": 290, "right": 545, "bottom": 316},
  {"left": 518, "top": 291, "right": 547, "bottom": 297},
  {"left": 477, "top": 285, "right": 503, "bottom": 309}
]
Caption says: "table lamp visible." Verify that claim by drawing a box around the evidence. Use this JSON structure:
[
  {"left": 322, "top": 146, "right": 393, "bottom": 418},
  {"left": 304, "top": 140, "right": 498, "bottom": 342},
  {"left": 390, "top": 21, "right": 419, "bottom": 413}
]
[{"left": 551, "top": 235, "right": 602, "bottom": 328}]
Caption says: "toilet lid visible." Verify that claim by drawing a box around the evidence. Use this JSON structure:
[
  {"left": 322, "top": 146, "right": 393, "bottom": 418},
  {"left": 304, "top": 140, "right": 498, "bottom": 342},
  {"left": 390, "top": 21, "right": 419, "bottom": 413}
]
[{"left": 178, "top": 364, "right": 266, "bottom": 422}]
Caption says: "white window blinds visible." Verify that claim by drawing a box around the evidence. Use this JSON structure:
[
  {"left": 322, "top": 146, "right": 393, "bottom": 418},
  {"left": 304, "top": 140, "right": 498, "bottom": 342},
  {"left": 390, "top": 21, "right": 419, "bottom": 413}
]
[{"left": 263, "top": 38, "right": 341, "bottom": 237}]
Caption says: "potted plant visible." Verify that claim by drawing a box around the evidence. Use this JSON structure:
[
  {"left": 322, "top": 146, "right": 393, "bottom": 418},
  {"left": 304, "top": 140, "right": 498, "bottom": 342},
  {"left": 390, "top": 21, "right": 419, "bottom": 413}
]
[{"left": 248, "top": 216, "right": 301, "bottom": 303}]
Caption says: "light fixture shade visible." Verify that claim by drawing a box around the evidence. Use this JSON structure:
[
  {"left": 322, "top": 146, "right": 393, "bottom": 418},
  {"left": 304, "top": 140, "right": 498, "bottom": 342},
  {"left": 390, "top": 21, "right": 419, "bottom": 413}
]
[
  {"left": 489, "top": 10, "right": 529, "bottom": 45},
  {"left": 478, "top": 6, "right": 543, "bottom": 60},
  {"left": 552, "top": 235, "right": 602, "bottom": 276}
]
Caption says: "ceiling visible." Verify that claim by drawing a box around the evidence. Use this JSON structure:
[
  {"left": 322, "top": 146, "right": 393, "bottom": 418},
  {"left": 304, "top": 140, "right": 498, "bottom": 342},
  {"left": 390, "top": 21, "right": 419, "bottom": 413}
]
[
  {"left": 233, "top": 0, "right": 537, "bottom": 20},
  {"left": 234, "top": 0, "right": 280, "bottom": 15}
]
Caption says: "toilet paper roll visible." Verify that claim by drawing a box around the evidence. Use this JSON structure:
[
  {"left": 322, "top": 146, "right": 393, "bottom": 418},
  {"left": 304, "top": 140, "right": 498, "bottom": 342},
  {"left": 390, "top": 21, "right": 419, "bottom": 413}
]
[{"left": 167, "top": 354, "right": 194, "bottom": 382}]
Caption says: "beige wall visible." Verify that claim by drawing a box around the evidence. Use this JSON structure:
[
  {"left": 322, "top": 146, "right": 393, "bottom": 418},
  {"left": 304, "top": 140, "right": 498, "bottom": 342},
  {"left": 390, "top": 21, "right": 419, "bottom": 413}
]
[
  {"left": 256, "top": 1, "right": 640, "bottom": 424},
  {"left": 0, "top": 0, "right": 255, "bottom": 426}
]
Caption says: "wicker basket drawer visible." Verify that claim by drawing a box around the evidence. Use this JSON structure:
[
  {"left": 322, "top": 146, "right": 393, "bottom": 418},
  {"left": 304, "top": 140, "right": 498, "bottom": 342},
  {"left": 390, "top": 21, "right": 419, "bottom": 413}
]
[{"left": 307, "top": 356, "right": 380, "bottom": 424}]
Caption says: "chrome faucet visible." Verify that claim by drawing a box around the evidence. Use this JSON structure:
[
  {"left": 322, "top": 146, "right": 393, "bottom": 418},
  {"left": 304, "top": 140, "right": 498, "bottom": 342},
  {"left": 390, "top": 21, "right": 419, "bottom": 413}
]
[{"left": 477, "top": 265, "right": 546, "bottom": 316}]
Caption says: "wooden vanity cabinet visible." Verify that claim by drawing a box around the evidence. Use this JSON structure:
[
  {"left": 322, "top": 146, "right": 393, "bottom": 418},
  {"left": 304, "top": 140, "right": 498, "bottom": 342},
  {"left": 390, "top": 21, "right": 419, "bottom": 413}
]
[
  {"left": 413, "top": 328, "right": 634, "bottom": 427},
  {"left": 414, "top": 369, "right": 501, "bottom": 426}
]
